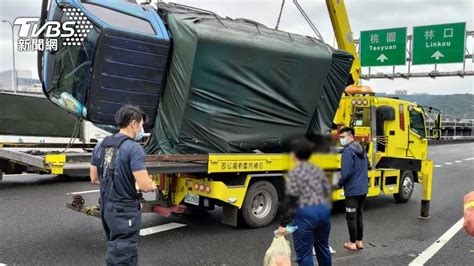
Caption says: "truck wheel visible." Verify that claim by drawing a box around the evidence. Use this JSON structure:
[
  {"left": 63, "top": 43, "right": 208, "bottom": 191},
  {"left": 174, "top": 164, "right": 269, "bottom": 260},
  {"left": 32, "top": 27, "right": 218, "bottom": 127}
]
[
  {"left": 241, "top": 180, "right": 279, "bottom": 228},
  {"left": 394, "top": 171, "right": 414, "bottom": 203}
]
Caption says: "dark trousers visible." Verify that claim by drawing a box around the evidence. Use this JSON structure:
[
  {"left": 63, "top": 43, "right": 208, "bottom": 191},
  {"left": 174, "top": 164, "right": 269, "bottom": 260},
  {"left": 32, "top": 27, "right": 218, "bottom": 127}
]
[
  {"left": 101, "top": 200, "right": 141, "bottom": 266},
  {"left": 345, "top": 195, "right": 366, "bottom": 243},
  {"left": 292, "top": 204, "right": 332, "bottom": 266}
]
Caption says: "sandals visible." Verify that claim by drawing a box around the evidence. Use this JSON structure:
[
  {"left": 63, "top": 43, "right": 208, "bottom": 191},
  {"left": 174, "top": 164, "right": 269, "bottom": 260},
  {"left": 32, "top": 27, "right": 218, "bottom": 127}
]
[
  {"left": 343, "top": 242, "right": 358, "bottom": 251},
  {"left": 356, "top": 241, "right": 364, "bottom": 249}
]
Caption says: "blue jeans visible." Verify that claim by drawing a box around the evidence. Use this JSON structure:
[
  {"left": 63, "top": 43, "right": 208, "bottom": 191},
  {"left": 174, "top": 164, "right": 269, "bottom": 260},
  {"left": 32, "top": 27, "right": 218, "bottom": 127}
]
[{"left": 293, "top": 204, "right": 331, "bottom": 266}]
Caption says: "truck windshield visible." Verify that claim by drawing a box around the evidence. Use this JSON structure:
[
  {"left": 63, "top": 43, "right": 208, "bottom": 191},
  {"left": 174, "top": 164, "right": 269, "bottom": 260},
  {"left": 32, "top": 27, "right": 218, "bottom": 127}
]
[
  {"left": 351, "top": 106, "right": 371, "bottom": 127},
  {"left": 409, "top": 109, "right": 426, "bottom": 138},
  {"left": 43, "top": 4, "right": 101, "bottom": 117}
]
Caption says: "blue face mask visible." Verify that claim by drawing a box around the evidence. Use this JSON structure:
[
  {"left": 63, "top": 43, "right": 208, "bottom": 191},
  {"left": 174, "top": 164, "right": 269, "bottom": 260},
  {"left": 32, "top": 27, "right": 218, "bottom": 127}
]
[
  {"left": 135, "top": 127, "right": 144, "bottom": 141},
  {"left": 339, "top": 137, "right": 347, "bottom": 146}
]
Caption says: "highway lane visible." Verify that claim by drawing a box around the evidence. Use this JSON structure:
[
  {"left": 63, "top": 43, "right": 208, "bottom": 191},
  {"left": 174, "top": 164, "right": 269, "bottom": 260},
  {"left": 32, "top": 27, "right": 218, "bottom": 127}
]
[{"left": 0, "top": 143, "right": 473, "bottom": 265}]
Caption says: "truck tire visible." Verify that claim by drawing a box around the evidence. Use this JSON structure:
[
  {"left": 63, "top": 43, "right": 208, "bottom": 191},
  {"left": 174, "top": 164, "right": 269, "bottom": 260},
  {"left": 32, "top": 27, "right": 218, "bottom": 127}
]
[
  {"left": 394, "top": 171, "right": 414, "bottom": 203},
  {"left": 241, "top": 180, "right": 279, "bottom": 228}
]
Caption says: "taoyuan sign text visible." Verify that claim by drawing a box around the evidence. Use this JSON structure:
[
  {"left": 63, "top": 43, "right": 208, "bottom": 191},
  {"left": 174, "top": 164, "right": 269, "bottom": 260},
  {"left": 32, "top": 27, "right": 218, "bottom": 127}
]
[{"left": 368, "top": 45, "right": 398, "bottom": 52}]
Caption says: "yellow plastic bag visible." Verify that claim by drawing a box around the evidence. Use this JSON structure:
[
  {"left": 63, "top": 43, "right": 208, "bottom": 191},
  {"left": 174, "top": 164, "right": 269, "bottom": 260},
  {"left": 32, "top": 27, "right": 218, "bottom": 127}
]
[{"left": 263, "top": 236, "right": 292, "bottom": 266}]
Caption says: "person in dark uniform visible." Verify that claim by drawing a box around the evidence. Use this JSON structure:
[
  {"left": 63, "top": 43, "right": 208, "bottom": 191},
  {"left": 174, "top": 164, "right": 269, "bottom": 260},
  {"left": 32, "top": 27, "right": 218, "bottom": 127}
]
[
  {"left": 90, "top": 105, "right": 157, "bottom": 266},
  {"left": 278, "top": 138, "right": 332, "bottom": 266},
  {"left": 338, "top": 127, "right": 369, "bottom": 251}
]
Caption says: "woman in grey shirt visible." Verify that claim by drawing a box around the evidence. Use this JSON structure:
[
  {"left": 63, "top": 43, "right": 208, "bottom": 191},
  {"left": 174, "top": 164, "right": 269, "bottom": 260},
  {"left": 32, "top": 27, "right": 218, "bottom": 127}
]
[{"left": 278, "top": 138, "right": 332, "bottom": 266}]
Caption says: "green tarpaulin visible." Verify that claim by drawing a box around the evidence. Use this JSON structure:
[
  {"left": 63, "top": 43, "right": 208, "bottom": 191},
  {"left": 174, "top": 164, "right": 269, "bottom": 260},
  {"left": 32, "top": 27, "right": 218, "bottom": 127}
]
[{"left": 146, "top": 4, "right": 353, "bottom": 154}]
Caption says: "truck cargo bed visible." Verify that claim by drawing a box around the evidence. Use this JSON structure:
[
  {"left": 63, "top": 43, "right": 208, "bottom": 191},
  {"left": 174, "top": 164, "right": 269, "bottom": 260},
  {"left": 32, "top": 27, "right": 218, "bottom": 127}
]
[{"left": 0, "top": 147, "right": 209, "bottom": 178}]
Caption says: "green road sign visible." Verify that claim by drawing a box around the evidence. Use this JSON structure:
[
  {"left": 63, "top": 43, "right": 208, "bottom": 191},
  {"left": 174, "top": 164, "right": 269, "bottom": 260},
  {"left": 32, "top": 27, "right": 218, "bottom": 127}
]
[
  {"left": 360, "top": 27, "right": 407, "bottom": 66},
  {"left": 412, "top": 22, "right": 466, "bottom": 65}
]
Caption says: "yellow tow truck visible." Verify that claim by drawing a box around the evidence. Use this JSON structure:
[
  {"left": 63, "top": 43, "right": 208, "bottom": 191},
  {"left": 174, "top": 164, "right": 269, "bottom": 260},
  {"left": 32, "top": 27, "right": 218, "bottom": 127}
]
[{"left": 0, "top": 0, "right": 441, "bottom": 228}]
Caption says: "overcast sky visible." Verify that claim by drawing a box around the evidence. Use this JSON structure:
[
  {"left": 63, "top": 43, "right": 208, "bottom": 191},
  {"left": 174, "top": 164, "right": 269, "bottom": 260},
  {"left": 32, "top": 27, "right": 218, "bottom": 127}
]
[{"left": 0, "top": 0, "right": 472, "bottom": 94}]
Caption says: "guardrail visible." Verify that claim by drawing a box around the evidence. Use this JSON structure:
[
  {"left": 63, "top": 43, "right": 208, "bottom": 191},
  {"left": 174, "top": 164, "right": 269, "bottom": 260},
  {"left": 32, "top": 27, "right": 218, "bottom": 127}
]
[{"left": 429, "top": 136, "right": 474, "bottom": 145}]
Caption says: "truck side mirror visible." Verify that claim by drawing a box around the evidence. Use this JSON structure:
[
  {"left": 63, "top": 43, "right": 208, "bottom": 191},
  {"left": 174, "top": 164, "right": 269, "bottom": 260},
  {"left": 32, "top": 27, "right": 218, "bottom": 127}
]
[
  {"left": 435, "top": 113, "right": 442, "bottom": 129},
  {"left": 433, "top": 113, "right": 442, "bottom": 140}
]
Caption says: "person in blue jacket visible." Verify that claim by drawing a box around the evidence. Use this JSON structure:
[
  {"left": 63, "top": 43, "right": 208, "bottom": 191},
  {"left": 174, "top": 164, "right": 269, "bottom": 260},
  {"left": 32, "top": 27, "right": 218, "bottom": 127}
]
[{"left": 338, "top": 127, "right": 369, "bottom": 251}]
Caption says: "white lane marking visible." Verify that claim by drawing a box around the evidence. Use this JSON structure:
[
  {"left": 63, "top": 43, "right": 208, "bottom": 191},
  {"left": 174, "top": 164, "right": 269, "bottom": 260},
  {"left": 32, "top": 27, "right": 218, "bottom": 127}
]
[
  {"left": 434, "top": 165, "right": 442, "bottom": 168},
  {"left": 463, "top": 157, "right": 474, "bottom": 161},
  {"left": 1, "top": 263, "right": 7, "bottom": 266},
  {"left": 140, "top": 222, "right": 187, "bottom": 236},
  {"left": 454, "top": 160, "right": 462, "bottom": 163},
  {"left": 66, "top": 189, "right": 100, "bottom": 195},
  {"left": 444, "top": 162, "right": 453, "bottom": 165},
  {"left": 409, "top": 218, "right": 464, "bottom": 266}
]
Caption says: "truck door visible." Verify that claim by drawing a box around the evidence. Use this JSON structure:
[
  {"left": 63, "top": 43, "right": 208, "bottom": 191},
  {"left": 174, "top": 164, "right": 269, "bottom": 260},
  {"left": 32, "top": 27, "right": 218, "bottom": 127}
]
[{"left": 407, "top": 107, "right": 428, "bottom": 159}]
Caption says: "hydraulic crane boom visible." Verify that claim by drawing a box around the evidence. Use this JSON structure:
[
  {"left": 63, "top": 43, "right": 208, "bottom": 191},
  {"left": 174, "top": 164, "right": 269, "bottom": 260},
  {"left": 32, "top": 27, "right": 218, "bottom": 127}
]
[{"left": 325, "top": 0, "right": 361, "bottom": 85}]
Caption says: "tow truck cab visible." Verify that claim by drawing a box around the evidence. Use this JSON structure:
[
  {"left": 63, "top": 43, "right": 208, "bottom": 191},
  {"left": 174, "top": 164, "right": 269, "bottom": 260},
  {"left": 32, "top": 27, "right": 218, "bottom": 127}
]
[{"left": 333, "top": 85, "right": 442, "bottom": 181}]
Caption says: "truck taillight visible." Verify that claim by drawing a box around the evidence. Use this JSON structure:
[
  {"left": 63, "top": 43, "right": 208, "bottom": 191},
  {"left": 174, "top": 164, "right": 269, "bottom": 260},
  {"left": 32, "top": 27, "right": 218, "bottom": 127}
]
[
  {"left": 199, "top": 184, "right": 205, "bottom": 192},
  {"left": 194, "top": 184, "right": 199, "bottom": 190},
  {"left": 399, "top": 104, "right": 405, "bottom": 131},
  {"left": 205, "top": 186, "right": 211, "bottom": 193}
]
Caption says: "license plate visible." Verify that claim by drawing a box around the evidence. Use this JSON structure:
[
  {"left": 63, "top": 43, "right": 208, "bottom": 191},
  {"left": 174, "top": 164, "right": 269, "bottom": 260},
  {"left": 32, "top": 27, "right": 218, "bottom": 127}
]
[{"left": 184, "top": 193, "right": 199, "bottom": 206}]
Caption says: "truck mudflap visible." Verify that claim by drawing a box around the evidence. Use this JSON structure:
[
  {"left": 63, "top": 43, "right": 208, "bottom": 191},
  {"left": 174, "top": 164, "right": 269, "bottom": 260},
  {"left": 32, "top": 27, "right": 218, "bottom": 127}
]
[{"left": 151, "top": 205, "right": 186, "bottom": 217}]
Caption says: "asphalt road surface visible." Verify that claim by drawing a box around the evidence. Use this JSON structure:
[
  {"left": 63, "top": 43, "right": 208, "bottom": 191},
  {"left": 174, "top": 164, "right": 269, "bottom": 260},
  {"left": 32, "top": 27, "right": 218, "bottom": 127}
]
[{"left": 1, "top": 143, "right": 473, "bottom": 265}]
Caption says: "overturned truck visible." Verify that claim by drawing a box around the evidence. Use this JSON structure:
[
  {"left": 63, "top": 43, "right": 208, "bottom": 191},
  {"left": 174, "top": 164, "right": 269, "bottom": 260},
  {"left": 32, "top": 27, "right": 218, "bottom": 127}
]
[
  {"left": 146, "top": 3, "right": 353, "bottom": 154},
  {"left": 39, "top": 1, "right": 353, "bottom": 154}
]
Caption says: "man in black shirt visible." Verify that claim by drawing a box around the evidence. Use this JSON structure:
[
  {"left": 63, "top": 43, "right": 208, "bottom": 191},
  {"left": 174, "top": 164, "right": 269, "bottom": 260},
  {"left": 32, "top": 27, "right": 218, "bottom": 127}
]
[{"left": 90, "top": 105, "right": 157, "bottom": 265}]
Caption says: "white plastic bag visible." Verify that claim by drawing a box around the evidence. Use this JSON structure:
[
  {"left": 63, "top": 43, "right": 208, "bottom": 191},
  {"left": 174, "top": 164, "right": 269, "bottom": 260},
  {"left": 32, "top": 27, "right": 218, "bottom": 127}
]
[{"left": 263, "top": 236, "right": 292, "bottom": 266}]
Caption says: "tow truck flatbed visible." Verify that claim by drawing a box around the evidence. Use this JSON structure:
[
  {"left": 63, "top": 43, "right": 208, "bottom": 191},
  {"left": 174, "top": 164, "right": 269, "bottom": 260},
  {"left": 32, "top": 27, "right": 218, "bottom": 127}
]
[{"left": 0, "top": 147, "right": 210, "bottom": 178}]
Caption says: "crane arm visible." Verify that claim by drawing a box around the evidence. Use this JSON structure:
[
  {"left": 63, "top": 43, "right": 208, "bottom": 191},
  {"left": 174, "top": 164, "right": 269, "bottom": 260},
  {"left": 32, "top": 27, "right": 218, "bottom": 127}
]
[{"left": 325, "top": 0, "right": 361, "bottom": 85}]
